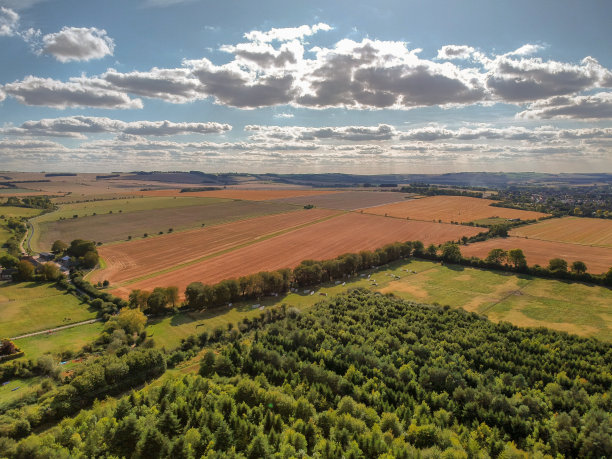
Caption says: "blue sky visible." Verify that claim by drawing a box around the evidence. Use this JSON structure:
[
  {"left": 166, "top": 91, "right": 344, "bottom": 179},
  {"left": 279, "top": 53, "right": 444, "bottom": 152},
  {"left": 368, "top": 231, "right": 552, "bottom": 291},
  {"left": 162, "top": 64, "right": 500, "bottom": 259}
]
[{"left": 0, "top": 0, "right": 611, "bottom": 173}]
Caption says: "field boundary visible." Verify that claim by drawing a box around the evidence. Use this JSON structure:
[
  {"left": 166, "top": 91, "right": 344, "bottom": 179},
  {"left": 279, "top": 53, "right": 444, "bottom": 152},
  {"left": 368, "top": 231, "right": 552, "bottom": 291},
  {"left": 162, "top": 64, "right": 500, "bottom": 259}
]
[{"left": 111, "top": 210, "right": 346, "bottom": 288}]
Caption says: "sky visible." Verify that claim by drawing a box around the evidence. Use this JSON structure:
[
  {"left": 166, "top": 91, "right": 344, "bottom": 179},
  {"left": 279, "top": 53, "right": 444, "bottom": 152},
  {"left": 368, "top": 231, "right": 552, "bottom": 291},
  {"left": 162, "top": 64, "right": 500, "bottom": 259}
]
[{"left": 0, "top": 0, "right": 611, "bottom": 174}]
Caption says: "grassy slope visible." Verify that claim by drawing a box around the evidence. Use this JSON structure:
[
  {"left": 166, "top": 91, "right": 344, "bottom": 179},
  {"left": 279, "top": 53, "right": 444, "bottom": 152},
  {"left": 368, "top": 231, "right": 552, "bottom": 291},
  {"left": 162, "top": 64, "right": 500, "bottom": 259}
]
[{"left": 0, "top": 282, "right": 97, "bottom": 338}]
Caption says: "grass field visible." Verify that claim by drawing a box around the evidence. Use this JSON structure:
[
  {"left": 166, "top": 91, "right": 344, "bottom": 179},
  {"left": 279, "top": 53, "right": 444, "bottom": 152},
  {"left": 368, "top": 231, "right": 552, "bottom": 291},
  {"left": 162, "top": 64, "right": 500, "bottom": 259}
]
[
  {"left": 362, "top": 196, "right": 548, "bottom": 223},
  {"left": 114, "top": 213, "right": 485, "bottom": 298},
  {"left": 510, "top": 216, "right": 612, "bottom": 247},
  {"left": 91, "top": 208, "right": 339, "bottom": 285},
  {"left": 0, "top": 282, "right": 97, "bottom": 338},
  {"left": 147, "top": 258, "right": 612, "bottom": 350},
  {"left": 461, "top": 237, "right": 612, "bottom": 274},
  {"left": 33, "top": 199, "right": 298, "bottom": 250},
  {"left": 13, "top": 321, "right": 105, "bottom": 362},
  {"left": 0, "top": 206, "right": 44, "bottom": 219},
  {"left": 274, "top": 191, "right": 410, "bottom": 210},
  {"left": 0, "top": 376, "right": 43, "bottom": 408}
]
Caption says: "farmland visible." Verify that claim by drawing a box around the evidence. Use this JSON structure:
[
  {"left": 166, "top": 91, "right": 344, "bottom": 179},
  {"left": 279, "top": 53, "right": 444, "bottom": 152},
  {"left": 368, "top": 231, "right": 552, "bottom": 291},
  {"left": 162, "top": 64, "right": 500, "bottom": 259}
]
[
  {"left": 509, "top": 216, "right": 612, "bottom": 247},
  {"left": 274, "top": 190, "right": 409, "bottom": 210},
  {"left": 362, "top": 195, "right": 548, "bottom": 223},
  {"left": 461, "top": 237, "right": 612, "bottom": 274},
  {"left": 0, "top": 282, "right": 96, "bottom": 339},
  {"left": 140, "top": 188, "right": 342, "bottom": 200},
  {"left": 90, "top": 208, "right": 340, "bottom": 285},
  {"left": 33, "top": 199, "right": 298, "bottom": 250},
  {"left": 112, "top": 213, "right": 484, "bottom": 297}
]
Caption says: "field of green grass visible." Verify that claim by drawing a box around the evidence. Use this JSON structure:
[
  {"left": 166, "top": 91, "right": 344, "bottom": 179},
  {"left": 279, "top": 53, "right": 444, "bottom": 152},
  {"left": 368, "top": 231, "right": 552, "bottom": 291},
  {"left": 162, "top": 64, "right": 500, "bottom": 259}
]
[
  {"left": 0, "top": 282, "right": 97, "bottom": 338},
  {"left": 0, "top": 376, "right": 43, "bottom": 409},
  {"left": 147, "top": 259, "right": 612, "bottom": 349},
  {"left": 0, "top": 206, "right": 44, "bottom": 219}
]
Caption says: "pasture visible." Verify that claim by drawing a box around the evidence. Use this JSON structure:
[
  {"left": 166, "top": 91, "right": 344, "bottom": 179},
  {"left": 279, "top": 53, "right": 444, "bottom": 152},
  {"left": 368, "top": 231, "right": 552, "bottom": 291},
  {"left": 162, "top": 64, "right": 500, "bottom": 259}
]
[
  {"left": 510, "top": 216, "right": 612, "bottom": 247},
  {"left": 33, "top": 199, "right": 298, "bottom": 250},
  {"left": 274, "top": 190, "right": 409, "bottom": 210},
  {"left": 91, "top": 208, "right": 340, "bottom": 285},
  {"left": 147, "top": 258, "right": 612, "bottom": 350},
  {"left": 115, "top": 213, "right": 484, "bottom": 298},
  {"left": 461, "top": 237, "right": 612, "bottom": 274},
  {"left": 362, "top": 195, "right": 548, "bottom": 223},
  {"left": 0, "top": 206, "right": 43, "bottom": 219},
  {"left": 0, "top": 282, "right": 97, "bottom": 339}
]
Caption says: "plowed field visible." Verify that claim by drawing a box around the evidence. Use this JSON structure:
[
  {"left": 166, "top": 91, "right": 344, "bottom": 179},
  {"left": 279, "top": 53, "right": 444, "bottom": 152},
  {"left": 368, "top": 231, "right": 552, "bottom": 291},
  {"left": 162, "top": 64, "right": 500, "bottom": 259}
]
[
  {"left": 111, "top": 213, "right": 485, "bottom": 298},
  {"left": 510, "top": 216, "right": 612, "bottom": 247},
  {"left": 91, "top": 209, "right": 339, "bottom": 285},
  {"left": 140, "top": 189, "right": 341, "bottom": 200},
  {"left": 462, "top": 237, "right": 612, "bottom": 274},
  {"left": 274, "top": 191, "right": 409, "bottom": 210},
  {"left": 362, "top": 196, "right": 548, "bottom": 223}
]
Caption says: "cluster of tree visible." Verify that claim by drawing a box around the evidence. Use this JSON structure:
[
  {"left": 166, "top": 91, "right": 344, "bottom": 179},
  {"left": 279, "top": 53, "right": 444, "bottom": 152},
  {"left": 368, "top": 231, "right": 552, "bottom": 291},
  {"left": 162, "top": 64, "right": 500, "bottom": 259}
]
[
  {"left": 5, "top": 290, "right": 610, "bottom": 457},
  {"left": 490, "top": 185, "right": 612, "bottom": 219},
  {"left": 398, "top": 184, "right": 484, "bottom": 198},
  {"left": 0, "top": 348, "right": 166, "bottom": 440},
  {"left": 70, "top": 273, "right": 127, "bottom": 316},
  {"left": 0, "top": 255, "right": 62, "bottom": 282},
  {"left": 64, "top": 239, "right": 99, "bottom": 269},
  {"left": 2, "top": 196, "right": 53, "bottom": 210},
  {"left": 0, "top": 218, "right": 27, "bottom": 258},
  {"left": 0, "top": 340, "right": 19, "bottom": 358},
  {"left": 180, "top": 186, "right": 222, "bottom": 192},
  {"left": 128, "top": 286, "right": 180, "bottom": 313}
]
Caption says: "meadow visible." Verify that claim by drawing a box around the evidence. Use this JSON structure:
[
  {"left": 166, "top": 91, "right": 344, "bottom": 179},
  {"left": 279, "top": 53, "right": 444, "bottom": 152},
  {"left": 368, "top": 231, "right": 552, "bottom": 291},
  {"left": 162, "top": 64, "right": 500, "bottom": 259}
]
[
  {"left": 362, "top": 195, "right": 548, "bottom": 223},
  {"left": 0, "top": 282, "right": 97, "bottom": 339}
]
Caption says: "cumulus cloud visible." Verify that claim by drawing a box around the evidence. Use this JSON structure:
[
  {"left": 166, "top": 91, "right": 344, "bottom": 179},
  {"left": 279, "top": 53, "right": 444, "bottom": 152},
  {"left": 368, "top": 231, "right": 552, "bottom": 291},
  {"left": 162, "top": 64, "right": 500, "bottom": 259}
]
[
  {"left": 436, "top": 45, "right": 475, "bottom": 60},
  {"left": 3, "top": 22, "right": 611, "bottom": 113},
  {"left": 3, "top": 116, "right": 232, "bottom": 138},
  {"left": 0, "top": 6, "right": 18, "bottom": 36},
  {"left": 485, "top": 56, "right": 611, "bottom": 102},
  {"left": 244, "top": 23, "right": 331, "bottom": 43},
  {"left": 517, "top": 92, "right": 612, "bottom": 119},
  {"left": 42, "top": 27, "right": 114, "bottom": 62},
  {"left": 246, "top": 124, "right": 396, "bottom": 141},
  {"left": 2, "top": 76, "right": 142, "bottom": 109}
]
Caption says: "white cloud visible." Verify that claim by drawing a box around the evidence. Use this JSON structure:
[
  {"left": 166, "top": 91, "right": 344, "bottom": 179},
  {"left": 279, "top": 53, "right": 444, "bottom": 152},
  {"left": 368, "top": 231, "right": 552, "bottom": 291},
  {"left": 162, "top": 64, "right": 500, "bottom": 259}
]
[
  {"left": 506, "top": 44, "right": 545, "bottom": 56},
  {"left": 2, "top": 76, "right": 142, "bottom": 109},
  {"left": 436, "top": 45, "right": 475, "bottom": 60},
  {"left": 0, "top": 6, "right": 18, "bottom": 36},
  {"left": 517, "top": 92, "right": 612, "bottom": 120},
  {"left": 42, "top": 27, "right": 114, "bottom": 62},
  {"left": 273, "top": 113, "right": 294, "bottom": 119},
  {"left": 244, "top": 23, "right": 332, "bottom": 43},
  {"left": 3, "top": 116, "right": 232, "bottom": 138},
  {"left": 246, "top": 124, "right": 396, "bottom": 141}
]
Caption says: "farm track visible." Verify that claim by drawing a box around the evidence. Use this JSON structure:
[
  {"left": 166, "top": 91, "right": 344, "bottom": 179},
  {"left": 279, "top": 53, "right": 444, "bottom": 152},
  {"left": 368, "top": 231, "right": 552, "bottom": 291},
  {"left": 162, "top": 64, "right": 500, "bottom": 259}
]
[{"left": 10, "top": 318, "right": 103, "bottom": 340}]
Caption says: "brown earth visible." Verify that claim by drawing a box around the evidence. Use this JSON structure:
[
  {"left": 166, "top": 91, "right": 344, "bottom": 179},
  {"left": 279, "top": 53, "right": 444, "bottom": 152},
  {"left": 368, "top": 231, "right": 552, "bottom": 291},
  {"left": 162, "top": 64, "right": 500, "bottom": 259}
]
[
  {"left": 37, "top": 200, "right": 298, "bottom": 249},
  {"left": 510, "top": 216, "right": 612, "bottom": 248},
  {"left": 91, "top": 208, "right": 339, "bottom": 285},
  {"left": 111, "top": 213, "right": 485, "bottom": 298},
  {"left": 274, "top": 191, "right": 411, "bottom": 210},
  {"left": 362, "top": 196, "right": 548, "bottom": 223},
  {"left": 139, "top": 189, "right": 342, "bottom": 200},
  {"left": 462, "top": 237, "right": 612, "bottom": 274}
]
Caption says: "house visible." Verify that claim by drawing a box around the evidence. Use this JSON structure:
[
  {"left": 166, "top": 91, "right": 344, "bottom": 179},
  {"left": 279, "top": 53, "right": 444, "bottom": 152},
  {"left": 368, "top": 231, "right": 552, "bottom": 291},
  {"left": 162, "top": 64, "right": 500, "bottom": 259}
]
[{"left": 39, "top": 252, "right": 54, "bottom": 261}]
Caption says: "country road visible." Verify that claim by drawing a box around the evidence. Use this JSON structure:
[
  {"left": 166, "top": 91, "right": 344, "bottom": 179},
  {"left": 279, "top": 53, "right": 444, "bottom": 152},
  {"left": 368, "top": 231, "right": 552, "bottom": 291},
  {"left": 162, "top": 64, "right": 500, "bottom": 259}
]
[{"left": 10, "top": 318, "right": 103, "bottom": 340}]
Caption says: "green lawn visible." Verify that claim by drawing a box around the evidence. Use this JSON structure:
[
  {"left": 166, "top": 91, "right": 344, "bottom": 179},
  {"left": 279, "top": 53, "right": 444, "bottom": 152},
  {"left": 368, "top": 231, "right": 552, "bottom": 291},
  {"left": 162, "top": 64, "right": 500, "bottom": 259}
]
[
  {"left": 0, "top": 206, "right": 43, "bottom": 219},
  {"left": 0, "top": 376, "right": 43, "bottom": 409},
  {"left": 0, "top": 282, "right": 98, "bottom": 338},
  {"left": 13, "top": 321, "right": 104, "bottom": 362}
]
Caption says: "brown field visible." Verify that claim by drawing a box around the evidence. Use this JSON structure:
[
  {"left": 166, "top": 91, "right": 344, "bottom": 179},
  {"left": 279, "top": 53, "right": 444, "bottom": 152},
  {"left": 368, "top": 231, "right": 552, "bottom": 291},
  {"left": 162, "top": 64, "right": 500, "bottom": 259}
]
[
  {"left": 462, "top": 237, "right": 612, "bottom": 274},
  {"left": 91, "top": 208, "right": 339, "bottom": 285},
  {"left": 274, "top": 191, "right": 410, "bottom": 210},
  {"left": 36, "top": 200, "right": 297, "bottom": 249},
  {"left": 111, "top": 213, "right": 485, "bottom": 298},
  {"left": 510, "top": 216, "right": 612, "bottom": 248},
  {"left": 140, "top": 189, "right": 341, "bottom": 200},
  {"left": 362, "top": 196, "right": 548, "bottom": 223}
]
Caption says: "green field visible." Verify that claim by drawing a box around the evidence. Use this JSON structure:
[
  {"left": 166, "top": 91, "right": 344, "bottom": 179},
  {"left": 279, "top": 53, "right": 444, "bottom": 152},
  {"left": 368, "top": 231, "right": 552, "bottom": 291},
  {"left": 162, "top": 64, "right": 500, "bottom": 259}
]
[
  {"left": 146, "top": 259, "right": 612, "bottom": 349},
  {"left": 0, "top": 206, "right": 43, "bottom": 220},
  {"left": 0, "top": 376, "right": 43, "bottom": 409},
  {"left": 0, "top": 282, "right": 97, "bottom": 338},
  {"left": 13, "top": 321, "right": 104, "bottom": 362}
]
